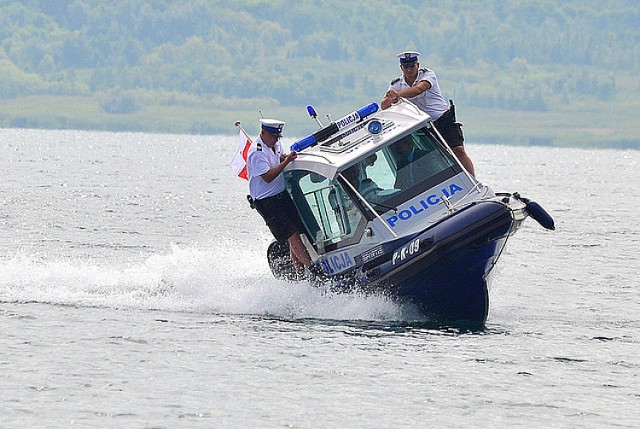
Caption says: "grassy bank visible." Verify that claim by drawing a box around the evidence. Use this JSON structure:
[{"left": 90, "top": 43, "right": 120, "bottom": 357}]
[{"left": 1, "top": 95, "right": 638, "bottom": 150}]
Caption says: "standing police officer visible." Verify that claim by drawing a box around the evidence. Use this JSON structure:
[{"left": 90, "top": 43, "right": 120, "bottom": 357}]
[
  {"left": 381, "top": 51, "right": 475, "bottom": 176},
  {"left": 247, "top": 118, "right": 313, "bottom": 274}
]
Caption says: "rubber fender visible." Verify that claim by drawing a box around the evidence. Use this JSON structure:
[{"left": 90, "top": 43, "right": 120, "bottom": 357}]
[{"left": 524, "top": 199, "right": 555, "bottom": 230}]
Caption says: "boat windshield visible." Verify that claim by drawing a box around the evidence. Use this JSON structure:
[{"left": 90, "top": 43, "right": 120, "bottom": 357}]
[
  {"left": 285, "top": 125, "right": 460, "bottom": 253},
  {"left": 349, "top": 125, "right": 461, "bottom": 211}
]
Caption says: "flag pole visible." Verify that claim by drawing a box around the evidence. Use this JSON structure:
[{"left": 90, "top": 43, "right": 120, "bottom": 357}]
[{"left": 234, "top": 121, "right": 253, "bottom": 143}]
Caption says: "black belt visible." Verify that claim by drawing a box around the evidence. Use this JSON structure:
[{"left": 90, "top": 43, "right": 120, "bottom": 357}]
[{"left": 257, "top": 190, "right": 287, "bottom": 202}]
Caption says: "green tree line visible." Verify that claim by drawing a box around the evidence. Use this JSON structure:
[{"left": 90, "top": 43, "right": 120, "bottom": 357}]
[{"left": 0, "top": 0, "right": 638, "bottom": 144}]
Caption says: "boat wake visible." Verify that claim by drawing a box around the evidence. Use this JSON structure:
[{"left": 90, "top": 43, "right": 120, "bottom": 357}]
[{"left": 0, "top": 240, "right": 424, "bottom": 322}]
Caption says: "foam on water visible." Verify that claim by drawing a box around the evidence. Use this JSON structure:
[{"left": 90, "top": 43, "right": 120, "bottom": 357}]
[{"left": 0, "top": 239, "right": 417, "bottom": 322}]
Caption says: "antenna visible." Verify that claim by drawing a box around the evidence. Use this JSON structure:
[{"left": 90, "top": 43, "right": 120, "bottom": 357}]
[{"left": 258, "top": 110, "right": 264, "bottom": 119}]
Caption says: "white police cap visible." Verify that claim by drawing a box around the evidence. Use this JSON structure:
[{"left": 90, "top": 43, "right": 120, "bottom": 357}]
[
  {"left": 397, "top": 51, "right": 420, "bottom": 65},
  {"left": 260, "top": 118, "right": 285, "bottom": 136}
]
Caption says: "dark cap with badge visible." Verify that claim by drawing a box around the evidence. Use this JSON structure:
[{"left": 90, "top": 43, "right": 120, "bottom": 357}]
[
  {"left": 260, "top": 119, "right": 285, "bottom": 136},
  {"left": 397, "top": 51, "right": 420, "bottom": 67}
]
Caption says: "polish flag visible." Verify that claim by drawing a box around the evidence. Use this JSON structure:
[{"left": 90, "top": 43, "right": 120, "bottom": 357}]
[{"left": 230, "top": 129, "right": 251, "bottom": 180}]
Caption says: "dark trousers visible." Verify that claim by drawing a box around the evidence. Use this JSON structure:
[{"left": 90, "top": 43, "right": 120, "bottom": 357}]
[
  {"left": 434, "top": 109, "right": 464, "bottom": 149},
  {"left": 254, "top": 191, "right": 305, "bottom": 243}
]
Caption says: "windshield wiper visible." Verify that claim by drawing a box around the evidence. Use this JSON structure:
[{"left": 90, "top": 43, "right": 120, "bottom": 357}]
[{"left": 372, "top": 202, "right": 398, "bottom": 213}]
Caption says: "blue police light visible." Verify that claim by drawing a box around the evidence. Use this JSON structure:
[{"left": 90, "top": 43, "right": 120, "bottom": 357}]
[
  {"left": 291, "top": 135, "right": 317, "bottom": 152},
  {"left": 368, "top": 120, "right": 382, "bottom": 134},
  {"left": 291, "top": 102, "right": 380, "bottom": 152},
  {"left": 356, "top": 102, "right": 379, "bottom": 120},
  {"left": 335, "top": 102, "right": 380, "bottom": 131},
  {"left": 307, "top": 105, "right": 317, "bottom": 118}
]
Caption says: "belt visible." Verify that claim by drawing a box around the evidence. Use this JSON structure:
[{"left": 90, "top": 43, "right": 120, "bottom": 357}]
[{"left": 257, "top": 190, "right": 287, "bottom": 202}]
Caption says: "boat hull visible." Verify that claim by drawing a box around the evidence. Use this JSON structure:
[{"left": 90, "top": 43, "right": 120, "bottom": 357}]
[
  {"left": 384, "top": 235, "right": 505, "bottom": 327},
  {"left": 366, "top": 201, "right": 518, "bottom": 326},
  {"left": 268, "top": 200, "right": 523, "bottom": 327}
]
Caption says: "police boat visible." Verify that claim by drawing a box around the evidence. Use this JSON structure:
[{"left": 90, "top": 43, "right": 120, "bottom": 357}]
[{"left": 266, "top": 99, "right": 554, "bottom": 327}]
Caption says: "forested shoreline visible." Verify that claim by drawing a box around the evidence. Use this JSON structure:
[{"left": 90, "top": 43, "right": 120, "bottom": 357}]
[{"left": 1, "top": 0, "right": 638, "bottom": 147}]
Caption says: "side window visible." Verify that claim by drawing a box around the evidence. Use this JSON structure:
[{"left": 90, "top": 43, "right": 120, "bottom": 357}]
[
  {"left": 285, "top": 171, "right": 365, "bottom": 254},
  {"left": 384, "top": 127, "right": 459, "bottom": 198},
  {"left": 362, "top": 153, "right": 396, "bottom": 191},
  {"left": 413, "top": 128, "right": 456, "bottom": 175}
]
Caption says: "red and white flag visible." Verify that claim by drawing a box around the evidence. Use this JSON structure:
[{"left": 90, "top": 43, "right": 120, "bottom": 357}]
[{"left": 230, "top": 129, "right": 252, "bottom": 180}]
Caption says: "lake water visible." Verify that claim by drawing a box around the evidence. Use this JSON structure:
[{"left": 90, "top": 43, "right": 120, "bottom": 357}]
[{"left": 1, "top": 128, "right": 638, "bottom": 428}]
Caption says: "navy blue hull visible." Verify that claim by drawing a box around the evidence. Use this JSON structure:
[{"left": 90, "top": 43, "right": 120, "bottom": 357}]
[
  {"left": 363, "top": 201, "right": 516, "bottom": 326},
  {"left": 386, "top": 238, "right": 504, "bottom": 326},
  {"left": 267, "top": 200, "right": 520, "bottom": 327}
]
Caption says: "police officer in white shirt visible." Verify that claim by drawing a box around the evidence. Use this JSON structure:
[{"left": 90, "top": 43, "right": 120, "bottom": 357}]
[
  {"left": 381, "top": 51, "right": 475, "bottom": 176},
  {"left": 247, "top": 119, "right": 313, "bottom": 273}
]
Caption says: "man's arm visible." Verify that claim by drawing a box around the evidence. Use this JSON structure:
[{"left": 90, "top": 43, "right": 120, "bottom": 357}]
[
  {"left": 396, "top": 80, "right": 431, "bottom": 98},
  {"left": 260, "top": 151, "right": 297, "bottom": 183},
  {"left": 381, "top": 80, "right": 432, "bottom": 109}
]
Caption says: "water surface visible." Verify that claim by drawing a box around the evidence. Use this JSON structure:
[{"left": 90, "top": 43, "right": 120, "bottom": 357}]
[{"left": 1, "top": 128, "right": 638, "bottom": 428}]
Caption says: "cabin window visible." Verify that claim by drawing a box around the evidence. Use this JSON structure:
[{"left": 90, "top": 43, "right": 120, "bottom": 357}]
[
  {"left": 386, "top": 127, "right": 458, "bottom": 194},
  {"left": 285, "top": 171, "right": 365, "bottom": 254},
  {"left": 338, "top": 126, "right": 460, "bottom": 215},
  {"left": 283, "top": 125, "right": 461, "bottom": 251}
]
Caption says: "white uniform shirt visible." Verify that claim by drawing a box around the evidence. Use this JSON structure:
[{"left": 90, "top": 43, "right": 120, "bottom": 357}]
[
  {"left": 389, "top": 68, "right": 449, "bottom": 120},
  {"left": 247, "top": 136, "right": 286, "bottom": 200}
]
